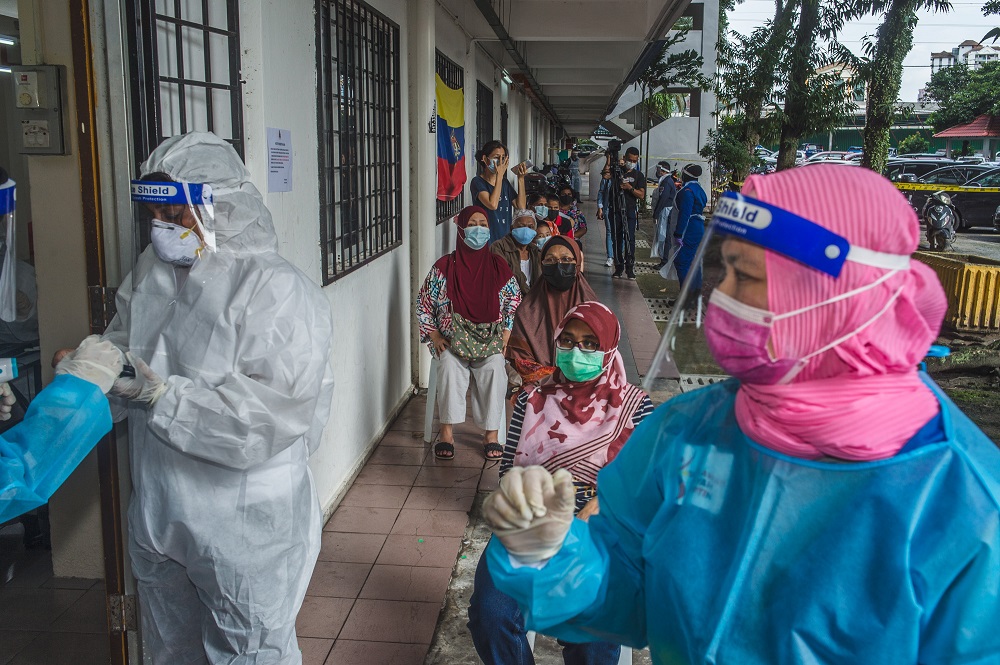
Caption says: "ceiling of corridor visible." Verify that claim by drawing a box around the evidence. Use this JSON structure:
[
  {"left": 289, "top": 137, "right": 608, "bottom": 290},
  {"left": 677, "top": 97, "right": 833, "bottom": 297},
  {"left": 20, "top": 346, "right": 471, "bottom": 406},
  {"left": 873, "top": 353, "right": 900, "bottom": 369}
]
[{"left": 437, "top": 0, "right": 694, "bottom": 137}]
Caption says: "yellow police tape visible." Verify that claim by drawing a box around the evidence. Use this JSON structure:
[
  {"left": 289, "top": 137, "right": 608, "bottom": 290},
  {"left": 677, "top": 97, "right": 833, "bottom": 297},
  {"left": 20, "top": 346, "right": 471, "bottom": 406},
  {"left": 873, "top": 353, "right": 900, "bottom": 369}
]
[{"left": 894, "top": 182, "right": 1000, "bottom": 194}]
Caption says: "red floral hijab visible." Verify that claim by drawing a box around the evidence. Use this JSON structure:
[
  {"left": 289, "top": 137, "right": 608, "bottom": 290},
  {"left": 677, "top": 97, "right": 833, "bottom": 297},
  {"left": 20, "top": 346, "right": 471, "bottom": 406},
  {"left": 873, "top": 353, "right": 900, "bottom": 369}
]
[
  {"left": 434, "top": 206, "right": 513, "bottom": 323},
  {"left": 516, "top": 301, "right": 647, "bottom": 485}
]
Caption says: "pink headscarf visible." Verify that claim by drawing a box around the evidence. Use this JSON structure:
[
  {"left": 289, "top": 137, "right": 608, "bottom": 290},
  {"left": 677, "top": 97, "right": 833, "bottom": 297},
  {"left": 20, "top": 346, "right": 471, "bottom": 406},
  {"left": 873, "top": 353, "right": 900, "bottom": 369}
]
[
  {"left": 734, "top": 164, "right": 947, "bottom": 461},
  {"left": 517, "top": 302, "right": 647, "bottom": 485}
]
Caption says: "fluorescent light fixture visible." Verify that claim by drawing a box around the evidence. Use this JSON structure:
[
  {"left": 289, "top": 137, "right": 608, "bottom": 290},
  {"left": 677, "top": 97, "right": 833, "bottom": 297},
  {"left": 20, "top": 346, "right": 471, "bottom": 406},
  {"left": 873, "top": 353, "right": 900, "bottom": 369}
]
[
  {"left": 502, "top": 70, "right": 512, "bottom": 84},
  {"left": 0, "top": 36, "right": 15, "bottom": 46},
  {"left": 0, "top": 67, "right": 11, "bottom": 74}
]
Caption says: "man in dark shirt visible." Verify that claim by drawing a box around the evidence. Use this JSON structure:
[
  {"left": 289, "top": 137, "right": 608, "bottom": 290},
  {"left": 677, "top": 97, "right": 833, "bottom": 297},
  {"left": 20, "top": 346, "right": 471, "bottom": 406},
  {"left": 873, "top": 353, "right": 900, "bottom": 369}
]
[{"left": 607, "top": 147, "right": 646, "bottom": 279}]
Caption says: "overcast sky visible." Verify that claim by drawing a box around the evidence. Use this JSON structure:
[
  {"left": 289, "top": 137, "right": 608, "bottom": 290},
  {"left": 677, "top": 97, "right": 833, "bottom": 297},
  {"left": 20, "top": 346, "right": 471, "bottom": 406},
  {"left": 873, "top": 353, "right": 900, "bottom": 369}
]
[{"left": 727, "top": 0, "right": 993, "bottom": 102}]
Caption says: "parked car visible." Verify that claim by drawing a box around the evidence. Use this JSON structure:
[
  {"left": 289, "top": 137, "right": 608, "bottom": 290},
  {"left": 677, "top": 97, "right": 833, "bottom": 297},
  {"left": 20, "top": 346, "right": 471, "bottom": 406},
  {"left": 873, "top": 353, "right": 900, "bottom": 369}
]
[
  {"left": 799, "top": 143, "right": 823, "bottom": 158},
  {"left": 847, "top": 146, "right": 863, "bottom": 154},
  {"left": 948, "top": 168, "right": 1000, "bottom": 231},
  {"left": 905, "top": 164, "right": 1000, "bottom": 211},
  {"left": 805, "top": 151, "right": 852, "bottom": 163},
  {"left": 802, "top": 160, "right": 858, "bottom": 168},
  {"left": 884, "top": 159, "right": 956, "bottom": 183}
]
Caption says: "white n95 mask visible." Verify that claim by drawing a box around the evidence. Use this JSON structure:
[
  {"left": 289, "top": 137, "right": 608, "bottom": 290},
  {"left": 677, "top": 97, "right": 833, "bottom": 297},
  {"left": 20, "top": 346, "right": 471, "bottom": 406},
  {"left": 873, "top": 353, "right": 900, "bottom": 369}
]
[{"left": 150, "top": 219, "right": 204, "bottom": 266}]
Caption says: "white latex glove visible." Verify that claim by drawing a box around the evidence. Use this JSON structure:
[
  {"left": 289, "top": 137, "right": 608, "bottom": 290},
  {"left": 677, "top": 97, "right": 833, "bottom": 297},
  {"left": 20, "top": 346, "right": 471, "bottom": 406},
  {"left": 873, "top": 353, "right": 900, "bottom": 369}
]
[
  {"left": 483, "top": 466, "right": 576, "bottom": 563},
  {"left": 0, "top": 382, "right": 15, "bottom": 421},
  {"left": 55, "top": 335, "right": 125, "bottom": 394},
  {"left": 110, "top": 353, "right": 167, "bottom": 405}
]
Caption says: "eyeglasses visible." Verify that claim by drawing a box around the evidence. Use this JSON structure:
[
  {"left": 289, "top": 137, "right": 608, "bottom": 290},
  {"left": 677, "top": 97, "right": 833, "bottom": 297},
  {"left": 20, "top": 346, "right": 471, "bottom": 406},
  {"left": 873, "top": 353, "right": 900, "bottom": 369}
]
[
  {"left": 555, "top": 336, "right": 601, "bottom": 353},
  {"left": 541, "top": 257, "right": 577, "bottom": 265}
]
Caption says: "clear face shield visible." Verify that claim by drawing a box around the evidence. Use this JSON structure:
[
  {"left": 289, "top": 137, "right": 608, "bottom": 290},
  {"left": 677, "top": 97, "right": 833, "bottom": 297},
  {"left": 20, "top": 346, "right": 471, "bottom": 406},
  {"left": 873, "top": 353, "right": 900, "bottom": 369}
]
[
  {"left": 130, "top": 179, "right": 217, "bottom": 266},
  {"left": 642, "top": 190, "right": 912, "bottom": 402},
  {"left": 0, "top": 177, "right": 17, "bottom": 322}
]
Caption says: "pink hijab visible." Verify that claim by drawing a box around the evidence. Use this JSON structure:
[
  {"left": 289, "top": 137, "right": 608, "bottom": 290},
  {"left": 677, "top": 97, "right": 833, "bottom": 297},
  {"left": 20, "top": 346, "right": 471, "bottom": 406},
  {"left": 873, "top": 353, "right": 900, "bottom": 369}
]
[
  {"left": 517, "top": 302, "right": 647, "bottom": 485},
  {"left": 735, "top": 164, "right": 947, "bottom": 461}
]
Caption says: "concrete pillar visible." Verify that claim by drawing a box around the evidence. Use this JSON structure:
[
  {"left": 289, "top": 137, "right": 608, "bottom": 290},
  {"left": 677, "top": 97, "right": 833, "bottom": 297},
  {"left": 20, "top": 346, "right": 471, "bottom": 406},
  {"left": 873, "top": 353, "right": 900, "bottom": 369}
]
[{"left": 408, "top": 0, "right": 436, "bottom": 389}]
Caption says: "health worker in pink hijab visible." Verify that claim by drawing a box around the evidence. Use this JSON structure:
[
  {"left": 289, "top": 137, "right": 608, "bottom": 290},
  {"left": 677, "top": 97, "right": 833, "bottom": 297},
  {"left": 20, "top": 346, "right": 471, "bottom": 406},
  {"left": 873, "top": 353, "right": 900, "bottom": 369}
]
[{"left": 481, "top": 164, "right": 1000, "bottom": 665}]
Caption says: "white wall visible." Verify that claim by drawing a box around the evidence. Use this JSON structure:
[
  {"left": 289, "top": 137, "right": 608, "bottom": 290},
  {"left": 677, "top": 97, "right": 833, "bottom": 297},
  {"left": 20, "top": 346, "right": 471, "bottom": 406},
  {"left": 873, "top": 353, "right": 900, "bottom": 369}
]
[{"left": 240, "top": 0, "right": 413, "bottom": 520}]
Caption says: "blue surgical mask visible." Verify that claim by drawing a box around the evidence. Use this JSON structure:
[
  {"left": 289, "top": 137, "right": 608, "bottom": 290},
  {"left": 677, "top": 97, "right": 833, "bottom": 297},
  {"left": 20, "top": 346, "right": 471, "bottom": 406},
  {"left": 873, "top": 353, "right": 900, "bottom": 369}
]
[
  {"left": 535, "top": 236, "right": 549, "bottom": 250},
  {"left": 625, "top": 161, "right": 637, "bottom": 171},
  {"left": 463, "top": 225, "right": 490, "bottom": 250},
  {"left": 534, "top": 205, "right": 549, "bottom": 219},
  {"left": 488, "top": 158, "right": 498, "bottom": 173},
  {"left": 511, "top": 226, "right": 537, "bottom": 245}
]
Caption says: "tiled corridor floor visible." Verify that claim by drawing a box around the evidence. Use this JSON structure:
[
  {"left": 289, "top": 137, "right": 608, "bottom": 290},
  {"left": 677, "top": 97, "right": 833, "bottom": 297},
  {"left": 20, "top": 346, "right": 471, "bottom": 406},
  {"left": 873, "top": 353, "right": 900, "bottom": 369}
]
[
  {"left": 0, "top": 538, "right": 110, "bottom": 665},
  {"left": 295, "top": 397, "right": 496, "bottom": 665}
]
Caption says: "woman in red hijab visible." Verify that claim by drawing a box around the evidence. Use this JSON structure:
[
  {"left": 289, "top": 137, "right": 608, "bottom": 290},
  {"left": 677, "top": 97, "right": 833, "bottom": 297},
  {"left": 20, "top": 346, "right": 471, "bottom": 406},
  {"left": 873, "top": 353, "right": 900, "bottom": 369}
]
[
  {"left": 468, "top": 300, "right": 653, "bottom": 664},
  {"left": 416, "top": 206, "right": 522, "bottom": 460}
]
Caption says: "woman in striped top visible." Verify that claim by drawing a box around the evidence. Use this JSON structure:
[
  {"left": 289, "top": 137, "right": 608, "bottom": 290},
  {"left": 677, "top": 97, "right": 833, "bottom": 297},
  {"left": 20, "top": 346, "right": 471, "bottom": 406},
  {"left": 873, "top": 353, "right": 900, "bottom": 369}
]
[{"left": 468, "top": 301, "right": 653, "bottom": 665}]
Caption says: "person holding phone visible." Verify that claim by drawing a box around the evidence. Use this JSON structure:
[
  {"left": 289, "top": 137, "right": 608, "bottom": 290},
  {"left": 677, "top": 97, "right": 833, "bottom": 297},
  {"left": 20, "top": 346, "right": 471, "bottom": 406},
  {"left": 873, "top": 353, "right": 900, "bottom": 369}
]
[{"left": 470, "top": 140, "right": 528, "bottom": 244}]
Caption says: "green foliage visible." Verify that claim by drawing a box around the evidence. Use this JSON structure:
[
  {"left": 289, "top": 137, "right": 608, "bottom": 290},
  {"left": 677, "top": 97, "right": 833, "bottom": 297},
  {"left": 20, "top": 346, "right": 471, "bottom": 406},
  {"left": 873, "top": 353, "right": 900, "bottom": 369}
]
[
  {"left": 926, "top": 62, "right": 1000, "bottom": 132},
  {"left": 897, "top": 133, "right": 930, "bottom": 153},
  {"left": 638, "top": 28, "right": 712, "bottom": 95},
  {"left": 700, "top": 116, "right": 760, "bottom": 183}
]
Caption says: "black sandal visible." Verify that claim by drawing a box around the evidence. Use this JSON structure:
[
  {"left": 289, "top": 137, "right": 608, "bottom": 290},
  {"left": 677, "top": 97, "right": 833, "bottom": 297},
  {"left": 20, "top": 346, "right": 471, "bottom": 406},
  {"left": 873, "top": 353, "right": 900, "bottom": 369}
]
[
  {"left": 433, "top": 440, "right": 455, "bottom": 460},
  {"left": 484, "top": 442, "right": 504, "bottom": 461}
]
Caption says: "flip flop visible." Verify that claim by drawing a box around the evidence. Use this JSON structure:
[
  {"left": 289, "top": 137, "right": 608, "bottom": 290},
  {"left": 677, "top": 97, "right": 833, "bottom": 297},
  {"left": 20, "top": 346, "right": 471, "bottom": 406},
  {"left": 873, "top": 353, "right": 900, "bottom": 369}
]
[
  {"left": 484, "top": 442, "right": 504, "bottom": 460},
  {"left": 433, "top": 440, "right": 455, "bottom": 460}
]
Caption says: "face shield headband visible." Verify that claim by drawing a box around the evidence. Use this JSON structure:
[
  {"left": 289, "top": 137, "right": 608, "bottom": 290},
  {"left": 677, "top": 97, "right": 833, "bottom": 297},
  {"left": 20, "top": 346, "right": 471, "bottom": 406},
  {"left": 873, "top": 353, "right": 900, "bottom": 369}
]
[
  {"left": 642, "top": 191, "right": 912, "bottom": 394},
  {"left": 713, "top": 191, "right": 911, "bottom": 275},
  {"left": 130, "top": 180, "right": 218, "bottom": 253}
]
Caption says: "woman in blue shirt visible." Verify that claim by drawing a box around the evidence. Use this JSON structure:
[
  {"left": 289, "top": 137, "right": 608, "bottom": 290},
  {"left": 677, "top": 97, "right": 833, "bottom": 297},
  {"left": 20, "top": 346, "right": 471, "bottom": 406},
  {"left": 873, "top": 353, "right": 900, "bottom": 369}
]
[{"left": 470, "top": 140, "right": 528, "bottom": 244}]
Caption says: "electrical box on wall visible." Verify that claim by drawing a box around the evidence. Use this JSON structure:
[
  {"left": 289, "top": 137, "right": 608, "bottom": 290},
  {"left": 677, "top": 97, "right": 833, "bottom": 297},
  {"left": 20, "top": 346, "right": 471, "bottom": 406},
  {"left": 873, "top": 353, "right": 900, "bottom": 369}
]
[{"left": 8, "top": 65, "right": 67, "bottom": 155}]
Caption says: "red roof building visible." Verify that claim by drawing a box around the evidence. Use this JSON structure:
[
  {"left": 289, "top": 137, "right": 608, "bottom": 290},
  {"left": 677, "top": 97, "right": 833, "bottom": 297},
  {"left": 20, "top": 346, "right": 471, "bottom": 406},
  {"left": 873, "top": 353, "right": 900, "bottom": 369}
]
[{"left": 933, "top": 115, "right": 1000, "bottom": 159}]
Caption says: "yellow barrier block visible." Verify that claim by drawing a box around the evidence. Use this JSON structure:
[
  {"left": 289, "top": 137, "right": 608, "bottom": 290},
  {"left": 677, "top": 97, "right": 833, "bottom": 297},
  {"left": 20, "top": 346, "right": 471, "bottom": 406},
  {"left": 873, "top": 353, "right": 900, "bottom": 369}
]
[
  {"left": 915, "top": 252, "right": 1000, "bottom": 331},
  {"left": 894, "top": 182, "right": 1000, "bottom": 193}
]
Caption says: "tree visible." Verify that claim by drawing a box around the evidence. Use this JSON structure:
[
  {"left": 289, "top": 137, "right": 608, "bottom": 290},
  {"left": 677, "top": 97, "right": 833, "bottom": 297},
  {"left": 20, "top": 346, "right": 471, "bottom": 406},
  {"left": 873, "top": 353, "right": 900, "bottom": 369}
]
[
  {"left": 775, "top": 0, "right": 856, "bottom": 170},
  {"left": 925, "top": 62, "right": 1000, "bottom": 132},
  {"left": 984, "top": 0, "right": 1000, "bottom": 42},
  {"left": 846, "top": 0, "right": 952, "bottom": 173},
  {"left": 714, "top": 0, "right": 798, "bottom": 181},
  {"left": 898, "top": 133, "right": 930, "bottom": 154}
]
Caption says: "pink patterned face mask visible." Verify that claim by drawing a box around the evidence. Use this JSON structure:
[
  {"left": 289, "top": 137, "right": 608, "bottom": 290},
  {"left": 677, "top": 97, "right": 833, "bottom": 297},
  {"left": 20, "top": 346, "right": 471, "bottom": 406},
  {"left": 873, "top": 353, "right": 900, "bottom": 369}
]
[
  {"left": 703, "top": 291, "right": 797, "bottom": 385},
  {"left": 705, "top": 273, "right": 904, "bottom": 386}
]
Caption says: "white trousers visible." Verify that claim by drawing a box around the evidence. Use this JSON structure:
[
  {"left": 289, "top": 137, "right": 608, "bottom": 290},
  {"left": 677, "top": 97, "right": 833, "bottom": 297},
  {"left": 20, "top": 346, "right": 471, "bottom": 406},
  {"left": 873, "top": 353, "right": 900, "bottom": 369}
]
[{"left": 437, "top": 349, "right": 507, "bottom": 431}]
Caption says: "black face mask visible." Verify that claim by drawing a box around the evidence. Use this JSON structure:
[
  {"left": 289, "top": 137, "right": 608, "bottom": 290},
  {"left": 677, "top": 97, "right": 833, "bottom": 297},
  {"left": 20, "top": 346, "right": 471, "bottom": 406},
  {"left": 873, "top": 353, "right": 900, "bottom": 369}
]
[
  {"left": 546, "top": 209, "right": 559, "bottom": 221},
  {"left": 542, "top": 263, "right": 576, "bottom": 291},
  {"left": 559, "top": 195, "right": 574, "bottom": 206}
]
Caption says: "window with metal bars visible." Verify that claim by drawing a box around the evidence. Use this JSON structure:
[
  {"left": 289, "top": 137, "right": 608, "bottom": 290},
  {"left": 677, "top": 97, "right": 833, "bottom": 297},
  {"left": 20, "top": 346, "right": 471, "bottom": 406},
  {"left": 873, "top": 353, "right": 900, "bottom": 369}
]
[
  {"left": 125, "top": 0, "right": 245, "bottom": 163},
  {"left": 476, "top": 81, "right": 494, "bottom": 155},
  {"left": 316, "top": 0, "right": 403, "bottom": 284},
  {"left": 436, "top": 50, "right": 464, "bottom": 224},
  {"left": 500, "top": 102, "right": 508, "bottom": 146}
]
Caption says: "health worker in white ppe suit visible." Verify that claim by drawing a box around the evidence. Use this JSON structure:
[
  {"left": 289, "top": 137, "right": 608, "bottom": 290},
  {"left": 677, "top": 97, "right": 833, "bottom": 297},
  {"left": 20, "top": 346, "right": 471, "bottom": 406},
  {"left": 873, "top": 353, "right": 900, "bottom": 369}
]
[{"left": 102, "top": 132, "right": 334, "bottom": 664}]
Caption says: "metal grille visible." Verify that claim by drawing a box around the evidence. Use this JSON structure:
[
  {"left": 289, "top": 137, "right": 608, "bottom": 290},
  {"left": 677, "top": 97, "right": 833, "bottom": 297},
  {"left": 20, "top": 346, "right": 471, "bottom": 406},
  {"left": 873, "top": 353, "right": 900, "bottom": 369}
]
[
  {"left": 476, "top": 80, "right": 494, "bottom": 154},
  {"left": 317, "top": 0, "right": 403, "bottom": 283},
  {"left": 126, "top": 0, "right": 245, "bottom": 162},
  {"left": 500, "top": 102, "right": 508, "bottom": 145},
  {"left": 436, "top": 50, "right": 464, "bottom": 224}
]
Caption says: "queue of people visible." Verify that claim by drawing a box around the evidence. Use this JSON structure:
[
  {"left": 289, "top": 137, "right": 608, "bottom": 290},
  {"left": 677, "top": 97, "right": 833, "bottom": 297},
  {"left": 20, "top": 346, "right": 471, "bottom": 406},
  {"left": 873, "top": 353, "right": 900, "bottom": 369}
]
[{"left": 3, "top": 130, "right": 999, "bottom": 665}]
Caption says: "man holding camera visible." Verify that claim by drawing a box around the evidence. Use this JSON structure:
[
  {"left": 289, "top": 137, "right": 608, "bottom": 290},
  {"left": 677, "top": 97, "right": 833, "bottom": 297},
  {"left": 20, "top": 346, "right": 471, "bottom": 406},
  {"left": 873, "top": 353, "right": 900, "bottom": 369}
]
[{"left": 607, "top": 146, "right": 646, "bottom": 279}]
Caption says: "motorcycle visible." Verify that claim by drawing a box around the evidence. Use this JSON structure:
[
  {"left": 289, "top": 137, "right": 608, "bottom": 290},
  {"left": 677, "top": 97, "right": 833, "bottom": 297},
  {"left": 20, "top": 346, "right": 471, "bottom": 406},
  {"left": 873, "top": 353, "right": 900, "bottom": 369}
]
[{"left": 922, "top": 191, "right": 957, "bottom": 251}]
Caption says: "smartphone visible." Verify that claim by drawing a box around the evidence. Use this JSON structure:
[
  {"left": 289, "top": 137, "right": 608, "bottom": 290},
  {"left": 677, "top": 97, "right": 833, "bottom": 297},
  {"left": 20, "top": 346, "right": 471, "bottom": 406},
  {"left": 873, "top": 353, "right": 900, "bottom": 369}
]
[{"left": 518, "top": 159, "right": 534, "bottom": 171}]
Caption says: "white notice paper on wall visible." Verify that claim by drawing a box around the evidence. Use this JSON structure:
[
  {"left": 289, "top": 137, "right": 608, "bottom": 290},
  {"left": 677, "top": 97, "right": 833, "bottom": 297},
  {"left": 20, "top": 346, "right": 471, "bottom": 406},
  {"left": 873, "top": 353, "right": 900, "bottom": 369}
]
[{"left": 267, "top": 128, "right": 293, "bottom": 192}]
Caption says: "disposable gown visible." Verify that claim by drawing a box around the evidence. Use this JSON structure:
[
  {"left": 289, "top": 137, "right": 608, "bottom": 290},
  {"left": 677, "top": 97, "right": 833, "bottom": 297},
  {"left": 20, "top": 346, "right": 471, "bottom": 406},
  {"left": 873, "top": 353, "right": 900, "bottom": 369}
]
[
  {"left": 104, "top": 133, "right": 335, "bottom": 664},
  {"left": 0, "top": 375, "right": 111, "bottom": 524},
  {"left": 488, "top": 378, "right": 1000, "bottom": 664}
]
